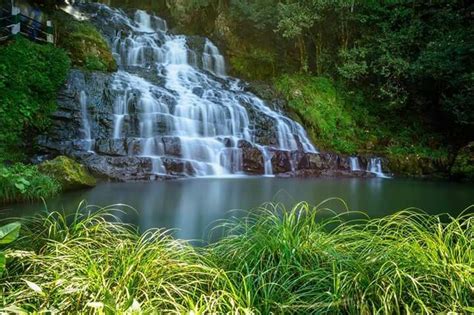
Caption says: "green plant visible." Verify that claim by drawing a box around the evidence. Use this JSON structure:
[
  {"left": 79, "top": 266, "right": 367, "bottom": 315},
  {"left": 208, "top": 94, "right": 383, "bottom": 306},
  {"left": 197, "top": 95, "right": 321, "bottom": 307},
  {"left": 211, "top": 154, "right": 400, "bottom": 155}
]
[
  {"left": 0, "top": 38, "right": 70, "bottom": 158},
  {"left": 208, "top": 201, "right": 474, "bottom": 313},
  {"left": 0, "top": 201, "right": 472, "bottom": 313},
  {"left": 52, "top": 11, "right": 117, "bottom": 72},
  {"left": 0, "top": 222, "right": 21, "bottom": 277},
  {"left": 275, "top": 74, "right": 361, "bottom": 153},
  {"left": 0, "top": 164, "right": 61, "bottom": 204}
]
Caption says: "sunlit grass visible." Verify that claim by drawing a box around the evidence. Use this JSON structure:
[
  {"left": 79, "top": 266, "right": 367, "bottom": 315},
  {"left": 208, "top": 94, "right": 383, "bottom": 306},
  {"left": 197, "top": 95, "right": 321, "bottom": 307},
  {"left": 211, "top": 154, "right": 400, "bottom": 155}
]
[{"left": 1, "top": 201, "right": 472, "bottom": 313}]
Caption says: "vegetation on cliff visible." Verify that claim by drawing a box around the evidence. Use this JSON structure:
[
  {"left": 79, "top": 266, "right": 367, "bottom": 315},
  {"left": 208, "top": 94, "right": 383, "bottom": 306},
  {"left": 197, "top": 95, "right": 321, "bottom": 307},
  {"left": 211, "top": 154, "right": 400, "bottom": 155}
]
[
  {"left": 51, "top": 10, "right": 117, "bottom": 72},
  {"left": 0, "top": 37, "right": 70, "bottom": 160},
  {"left": 38, "top": 156, "right": 96, "bottom": 191},
  {"left": 0, "top": 202, "right": 472, "bottom": 313}
]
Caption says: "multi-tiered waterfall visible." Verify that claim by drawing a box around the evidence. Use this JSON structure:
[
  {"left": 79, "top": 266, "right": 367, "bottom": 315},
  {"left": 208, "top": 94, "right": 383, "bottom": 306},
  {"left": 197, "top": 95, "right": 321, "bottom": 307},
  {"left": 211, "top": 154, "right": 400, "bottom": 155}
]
[
  {"left": 40, "top": 4, "right": 392, "bottom": 180},
  {"left": 79, "top": 6, "right": 315, "bottom": 177}
]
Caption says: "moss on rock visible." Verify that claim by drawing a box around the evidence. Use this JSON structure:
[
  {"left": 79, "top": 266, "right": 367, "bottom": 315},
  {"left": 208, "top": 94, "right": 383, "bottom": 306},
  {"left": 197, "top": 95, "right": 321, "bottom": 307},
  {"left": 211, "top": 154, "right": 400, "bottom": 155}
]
[
  {"left": 38, "top": 156, "right": 96, "bottom": 191},
  {"left": 52, "top": 11, "right": 117, "bottom": 72},
  {"left": 451, "top": 142, "right": 474, "bottom": 181}
]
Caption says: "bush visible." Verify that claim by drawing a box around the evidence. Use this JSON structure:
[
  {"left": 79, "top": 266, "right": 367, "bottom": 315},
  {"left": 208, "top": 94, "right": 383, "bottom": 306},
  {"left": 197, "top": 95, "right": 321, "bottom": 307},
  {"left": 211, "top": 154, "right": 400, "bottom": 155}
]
[
  {"left": 0, "top": 164, "right": 61, "bottom": 205},
  {"left": 0, "top": 38, "right": 70, "bottom": 159}
]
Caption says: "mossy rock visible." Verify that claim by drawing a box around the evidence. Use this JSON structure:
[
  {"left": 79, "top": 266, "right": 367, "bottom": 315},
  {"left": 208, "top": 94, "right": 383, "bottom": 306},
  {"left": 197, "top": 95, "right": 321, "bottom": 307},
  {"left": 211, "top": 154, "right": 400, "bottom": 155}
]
[
  {"left": 38, "top": 156, "right": 96, "bottom": 191},
  {"left": 386, "top": 154, "right": 449, "bottom": 177},
  {"left": 52, "top": 11, "right": 117, "bottom": 72},
  {"left": 451, "top": 142, "right": 474, "bottom": 181}
]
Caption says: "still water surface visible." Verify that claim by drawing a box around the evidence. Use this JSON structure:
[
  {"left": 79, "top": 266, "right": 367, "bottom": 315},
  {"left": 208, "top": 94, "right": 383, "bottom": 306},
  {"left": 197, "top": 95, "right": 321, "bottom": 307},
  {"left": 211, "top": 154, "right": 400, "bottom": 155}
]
[{"left": 2, "top": 177, "right": 473, "bottom": 241}]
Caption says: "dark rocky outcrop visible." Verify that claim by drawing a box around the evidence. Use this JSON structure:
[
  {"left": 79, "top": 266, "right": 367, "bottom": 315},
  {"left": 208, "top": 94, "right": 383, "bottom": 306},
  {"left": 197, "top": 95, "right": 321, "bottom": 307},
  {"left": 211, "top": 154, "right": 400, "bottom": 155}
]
[{"left": 451, "top": 142, "right": 474, "bottom": 181}]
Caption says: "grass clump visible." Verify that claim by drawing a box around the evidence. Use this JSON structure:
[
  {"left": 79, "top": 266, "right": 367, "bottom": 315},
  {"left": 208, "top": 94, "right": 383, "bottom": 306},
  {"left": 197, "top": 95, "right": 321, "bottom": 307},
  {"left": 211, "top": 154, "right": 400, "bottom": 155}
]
[
  {"left": 0, "top": 164, "right": 61, "bottom": 205},
  {"left": 210, "top": 202, "right": 473, "bottom": 313},
  {"left": 0, "top": 205, "right": 250, "bottom": 314},
  {"left": 0, "top": 201, "right": 472, "bottom": 313}
]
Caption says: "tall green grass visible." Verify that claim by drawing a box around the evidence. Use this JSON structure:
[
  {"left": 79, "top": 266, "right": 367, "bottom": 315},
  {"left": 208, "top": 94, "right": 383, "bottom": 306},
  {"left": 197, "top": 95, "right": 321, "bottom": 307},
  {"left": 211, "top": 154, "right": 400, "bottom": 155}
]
[{"left": 1, "top": 201, "right": 472, "bottom": 313}]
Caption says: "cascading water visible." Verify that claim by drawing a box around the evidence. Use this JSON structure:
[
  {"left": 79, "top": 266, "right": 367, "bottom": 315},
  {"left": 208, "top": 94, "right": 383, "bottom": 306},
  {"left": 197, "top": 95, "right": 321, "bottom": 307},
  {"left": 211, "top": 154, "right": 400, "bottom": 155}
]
[
  {"left": 349, "top": 157, "right": 361, "bottom": 171},
  {"left": 79, "top": 90, "right": 93, "bottom": 152},
  {"left": 202, "top": 39, "right": 226, "bottom": 77},
  {"left": 78, "top": 5, "right": 317, "bottom": 177},
  {"left": 367, "top": 158, "right": 390, "bottom": 178}
]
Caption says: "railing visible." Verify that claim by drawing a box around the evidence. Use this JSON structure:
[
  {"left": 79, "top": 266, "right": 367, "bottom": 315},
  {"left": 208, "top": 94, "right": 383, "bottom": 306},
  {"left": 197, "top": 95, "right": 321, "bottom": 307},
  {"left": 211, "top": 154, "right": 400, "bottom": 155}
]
[{"left": 0, "top": 6, "right": 54, "bottom": 44}]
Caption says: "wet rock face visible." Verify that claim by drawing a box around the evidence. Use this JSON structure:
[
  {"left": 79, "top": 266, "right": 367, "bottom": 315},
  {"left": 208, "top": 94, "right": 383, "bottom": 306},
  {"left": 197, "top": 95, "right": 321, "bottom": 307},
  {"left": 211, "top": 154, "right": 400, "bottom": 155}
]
[
  {"left": 238, "top": 140, "right": 264, "bottom": 174},
  {"left": 271, "top": 150, "right": 292, "bottom": 173},
  {"left": 36, "top": 67, "right": 372, "bottom": 181}
]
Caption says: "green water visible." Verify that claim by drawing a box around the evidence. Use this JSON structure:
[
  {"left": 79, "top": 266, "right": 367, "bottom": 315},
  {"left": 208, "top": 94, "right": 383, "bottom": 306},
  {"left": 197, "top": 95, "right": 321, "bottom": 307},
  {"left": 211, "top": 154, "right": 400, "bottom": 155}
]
[{"left": 2, "top": 177, "right": 473, "bottom": 241}]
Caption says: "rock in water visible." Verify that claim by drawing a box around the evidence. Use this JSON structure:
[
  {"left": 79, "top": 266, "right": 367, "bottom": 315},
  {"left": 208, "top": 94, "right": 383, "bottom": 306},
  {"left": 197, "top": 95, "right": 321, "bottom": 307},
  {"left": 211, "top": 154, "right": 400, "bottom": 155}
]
[{"left": 38, "top": 156, "right": 96, "bottom": 190}]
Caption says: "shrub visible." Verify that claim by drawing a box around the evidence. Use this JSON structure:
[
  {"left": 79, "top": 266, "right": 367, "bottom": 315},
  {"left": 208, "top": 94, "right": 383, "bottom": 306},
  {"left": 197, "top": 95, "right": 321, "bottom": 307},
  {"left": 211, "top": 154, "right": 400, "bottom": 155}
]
[{"left": 0, "top": 164, "right": 61, "bottom": 204}]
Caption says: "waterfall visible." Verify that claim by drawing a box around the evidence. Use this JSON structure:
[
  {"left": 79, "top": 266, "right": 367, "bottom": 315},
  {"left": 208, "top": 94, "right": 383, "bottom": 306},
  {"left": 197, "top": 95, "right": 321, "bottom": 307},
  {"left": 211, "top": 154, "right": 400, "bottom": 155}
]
[
  {"left": 349, "top": 157, "right": 361, "bottom": 171},
  {"left": 79, "top": 90, "right": 93, "bottom": 152},
  {"left": 367, "top": 158, "right": 390, "bottom": 178},
  {"left": 86, "top": 5, "right": 317, "bottom": 177},
  {"left": 257, "top": 145, "right": 274, "bottom": 176},
  {"left": 203, "top": 39, "right": 226, "bottom": 77}
]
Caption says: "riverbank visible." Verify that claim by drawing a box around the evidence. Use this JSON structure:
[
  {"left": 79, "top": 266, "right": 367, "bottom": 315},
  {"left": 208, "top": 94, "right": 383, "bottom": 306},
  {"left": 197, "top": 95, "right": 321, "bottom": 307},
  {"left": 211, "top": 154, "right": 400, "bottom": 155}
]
[{"left": 1, "top": 202, "right": 472, "bottom": 313}]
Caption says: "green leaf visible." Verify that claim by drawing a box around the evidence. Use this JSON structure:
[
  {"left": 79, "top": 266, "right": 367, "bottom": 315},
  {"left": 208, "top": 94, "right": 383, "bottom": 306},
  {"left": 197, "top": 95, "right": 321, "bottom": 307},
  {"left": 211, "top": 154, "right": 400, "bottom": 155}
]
[
  {"left": 14, "top": 183, "right": 26, "bottom": 192},
  {"left": 0, "top": 222, "right": 21, "bottom": 245},
  {"left": 18, "top": 178, "right": 30, "bottom": 186}
]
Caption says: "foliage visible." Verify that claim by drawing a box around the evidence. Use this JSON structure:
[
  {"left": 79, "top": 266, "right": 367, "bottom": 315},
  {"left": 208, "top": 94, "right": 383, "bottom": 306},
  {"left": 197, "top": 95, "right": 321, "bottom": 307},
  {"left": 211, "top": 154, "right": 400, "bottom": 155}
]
[
  {"left": 230, "top": 47, "right": 277, "bottom": 80},
  {"left": 0, "top": 222, "right": 21, "bottom": 278},
  {"left": 1, "top": 202, "right": 472, "bottom": 313},
  {"left": 52, "top": 11, "right": 117, "bottom": 72},
  {"left": 275, "top": 74, "right": 363, "bottom": 153},
  {"left": 0, "top": 164, "right": 61, "bottom": 205},
  {"left": 0, "top": 38, "right": 70, "bottom": 159},
  {"left": 451, "top": 142, "right": 474, "bottom": 181}
]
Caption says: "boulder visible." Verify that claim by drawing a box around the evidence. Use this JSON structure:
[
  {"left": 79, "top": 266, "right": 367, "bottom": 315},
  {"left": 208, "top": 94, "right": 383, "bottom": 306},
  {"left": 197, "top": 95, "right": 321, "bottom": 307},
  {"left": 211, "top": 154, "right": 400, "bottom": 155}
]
[
  {"left": 239, "top": 140, "right": 264, "bottom": 174},
  {"left": 38, "top": 156, "right": 96, "bottom": 190},
  {"left": 271, "top": 150, "right": 292, "bottom": 173}
]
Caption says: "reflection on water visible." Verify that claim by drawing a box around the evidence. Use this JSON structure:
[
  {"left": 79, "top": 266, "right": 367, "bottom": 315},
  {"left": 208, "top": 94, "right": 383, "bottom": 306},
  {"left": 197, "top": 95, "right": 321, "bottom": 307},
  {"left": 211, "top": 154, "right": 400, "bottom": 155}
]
[{"left": 2, "top": 177, "right": 473, "bottom": 241}]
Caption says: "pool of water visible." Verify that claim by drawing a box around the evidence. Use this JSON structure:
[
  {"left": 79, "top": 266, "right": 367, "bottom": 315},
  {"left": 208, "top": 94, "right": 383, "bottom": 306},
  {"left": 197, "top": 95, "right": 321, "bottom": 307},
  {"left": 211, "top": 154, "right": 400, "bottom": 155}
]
[{"left": 2, "top": 177, "right": 473, "bottom": 241}]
